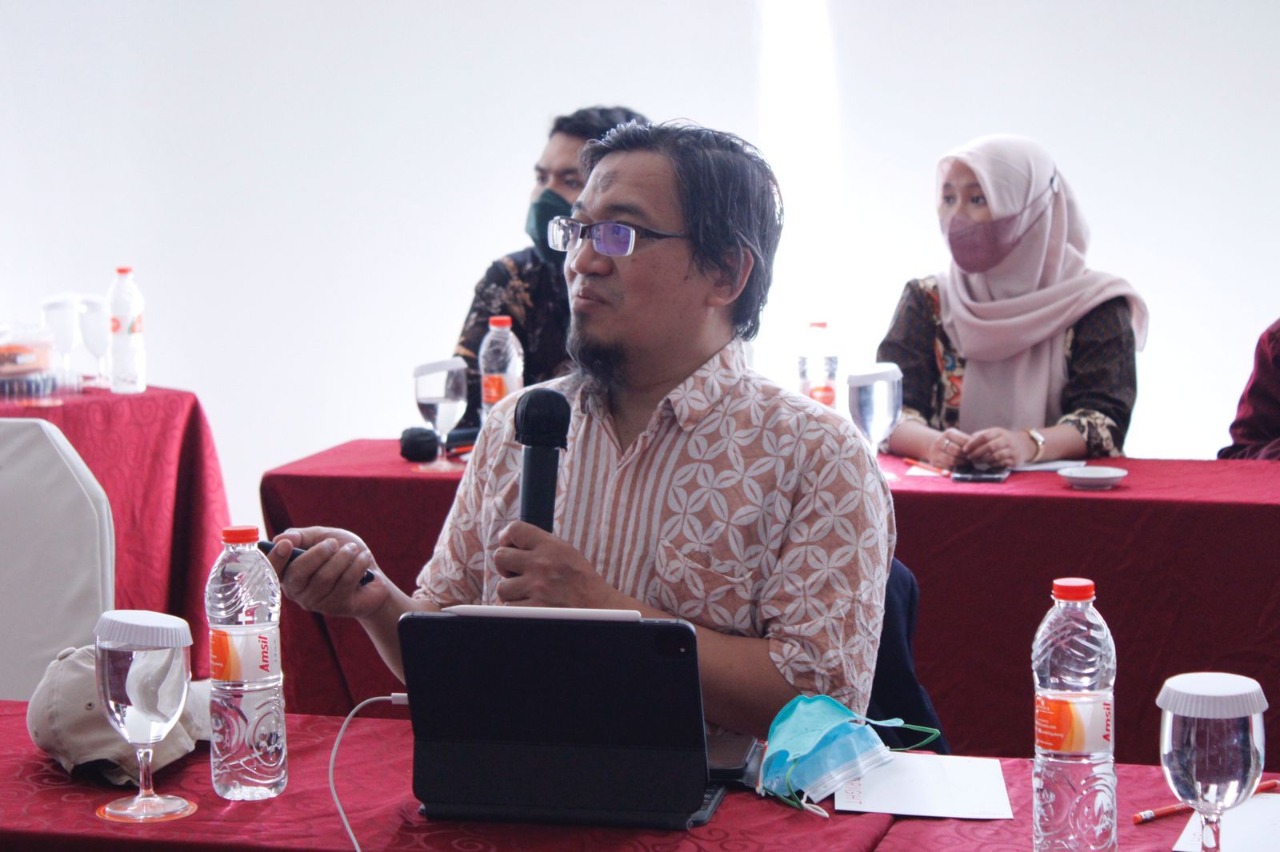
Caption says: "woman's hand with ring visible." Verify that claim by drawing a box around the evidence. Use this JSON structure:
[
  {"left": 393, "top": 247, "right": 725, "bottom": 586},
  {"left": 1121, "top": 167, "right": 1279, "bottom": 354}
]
[{"left": 928, "top": 428, "right": 970, "bottom": 468}]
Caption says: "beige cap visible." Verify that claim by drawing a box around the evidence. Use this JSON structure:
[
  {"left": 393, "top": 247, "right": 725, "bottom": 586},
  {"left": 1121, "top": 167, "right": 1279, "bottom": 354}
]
[{"left": 26, "top": 646, "right": 211, "bottom": 787}]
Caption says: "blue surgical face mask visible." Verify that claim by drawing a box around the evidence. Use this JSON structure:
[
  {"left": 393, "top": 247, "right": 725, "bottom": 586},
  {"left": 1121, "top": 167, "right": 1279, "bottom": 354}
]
[{"left": 757, "top": 694, "right": 940, "bottom": 816}]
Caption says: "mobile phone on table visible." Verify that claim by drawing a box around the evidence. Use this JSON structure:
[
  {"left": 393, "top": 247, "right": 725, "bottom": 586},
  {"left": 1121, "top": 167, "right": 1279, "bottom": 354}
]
[{"left": 951, "top": 462, "right": 1011, "bottom": 483}]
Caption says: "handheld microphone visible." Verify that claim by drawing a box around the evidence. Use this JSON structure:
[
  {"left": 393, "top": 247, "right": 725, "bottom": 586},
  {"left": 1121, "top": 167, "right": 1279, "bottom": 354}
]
[{"left": 514, "top": 388, "right": 571, "bottom": 533}]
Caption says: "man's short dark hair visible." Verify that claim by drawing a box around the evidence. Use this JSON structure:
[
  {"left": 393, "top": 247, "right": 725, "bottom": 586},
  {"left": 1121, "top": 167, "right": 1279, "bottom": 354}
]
[
  {"left": 550, "top": 106, "right": 649, "bottom": 143},
  {"left": 581, "top": 122, "right": 783, "bottom": 341}
]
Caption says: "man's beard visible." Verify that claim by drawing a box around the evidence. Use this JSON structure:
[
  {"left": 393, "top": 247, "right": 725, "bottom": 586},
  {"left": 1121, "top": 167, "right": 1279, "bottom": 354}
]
[{"left": 566, "top": 320, "right": 626, "bottom": 388}]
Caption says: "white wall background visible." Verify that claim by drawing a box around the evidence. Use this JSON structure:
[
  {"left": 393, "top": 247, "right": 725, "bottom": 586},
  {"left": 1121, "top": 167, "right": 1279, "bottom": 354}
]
[{"left": 4, "top": 0, "right": 1277, "bottom": 530}]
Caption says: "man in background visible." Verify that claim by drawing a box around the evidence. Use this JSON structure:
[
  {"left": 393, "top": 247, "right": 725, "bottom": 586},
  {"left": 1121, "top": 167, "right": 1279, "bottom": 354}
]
[
  {"left": 272, "top": 122, "right": 894, "bottom": 738},
  {"left": 451, "top": 105, "right": 649, "bottom": 424}
]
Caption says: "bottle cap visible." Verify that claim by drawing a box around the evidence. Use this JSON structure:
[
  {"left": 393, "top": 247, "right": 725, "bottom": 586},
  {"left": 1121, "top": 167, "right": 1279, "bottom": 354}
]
[
  {"left": 1051, "top": 577, "right": 1095, "bottom": 601},
  {"left": 809, "top": 321, "right": 828, "bottom": 330},
  {"left": 116, "top": 266, "right": 132, "bottom": 275},
  {"left": 488, "top": 315, "right": 513, "bottom": 329},
  {"left": 221, "top": 524, "right": 260, "bottom": 544},
  {"left": 1157, "top": 672, "right": 1268, "bottom": 719},
  {"left": 94, "top": 610, "right": 192, "bottom": 649}
]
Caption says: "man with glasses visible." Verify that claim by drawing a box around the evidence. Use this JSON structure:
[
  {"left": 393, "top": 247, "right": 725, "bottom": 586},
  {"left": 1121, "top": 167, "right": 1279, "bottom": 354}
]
[
  {"left": 272, "top": 123, "right": 895, "bottom": 738},
  {"left": 450, "top": 105, "right": 648, "bottom": 428}
]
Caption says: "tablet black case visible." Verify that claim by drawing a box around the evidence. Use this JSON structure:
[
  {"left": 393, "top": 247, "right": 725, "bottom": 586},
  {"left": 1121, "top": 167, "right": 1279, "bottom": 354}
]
[{"left": 398, "top": 611, "right": 711, "bottom": 830}]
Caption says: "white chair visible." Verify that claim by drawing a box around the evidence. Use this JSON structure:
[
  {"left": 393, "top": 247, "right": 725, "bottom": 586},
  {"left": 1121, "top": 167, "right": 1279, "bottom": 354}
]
[{"left": 0, "top": 418, "right": 114, "bottom": 700}]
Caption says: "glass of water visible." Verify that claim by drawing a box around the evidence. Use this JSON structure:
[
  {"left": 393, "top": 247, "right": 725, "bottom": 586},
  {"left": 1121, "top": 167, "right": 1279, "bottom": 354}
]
[
  {"left": 846, "top": 362, "right": 903, "bottom": 448},
  {"left": 94, "top": 610, "right": 197, "bottom": 822},
  {"left": 79, "top": 294, "right": 111, "bottom": 389},
  {"left": 414, "top": 356, "right": 468, "bottom": 434},
  {"left": 1158, "top": 672, "right": 1267, "bottom": 852},
  {"left": 41, "top": 295, "right": 82, "bottom": 394}
]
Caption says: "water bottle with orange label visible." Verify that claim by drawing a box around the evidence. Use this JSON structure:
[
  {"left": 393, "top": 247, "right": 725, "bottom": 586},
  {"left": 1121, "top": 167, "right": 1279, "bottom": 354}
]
[
  {"left": 798, "top": 321, "right": 837, "bottom": 407},
  {"left": 1031, "top": 577, "right": 1117, "bottom": 851},
  {"left": 107, "top": 266, "right": 146, "bottom": 394},
  {"left": 479, "top": 315, "right": 524, "bottom": 417},
  {"left": 205, "top": 524, "right": 287, "bottom": 799}
]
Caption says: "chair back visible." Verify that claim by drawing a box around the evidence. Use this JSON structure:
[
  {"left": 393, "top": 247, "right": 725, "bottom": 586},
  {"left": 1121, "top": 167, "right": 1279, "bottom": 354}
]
[
  {"left": 0, "top": 418, "right": 114, "bottom": 700},
  {"left": 866, "top": 557, "right": 950, "bottom": 752}
]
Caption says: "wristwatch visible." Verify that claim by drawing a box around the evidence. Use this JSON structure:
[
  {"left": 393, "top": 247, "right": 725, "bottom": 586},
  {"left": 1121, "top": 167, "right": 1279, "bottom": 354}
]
[{"left": 1025, "top": 428, "right": 1046, "bottom": 464}]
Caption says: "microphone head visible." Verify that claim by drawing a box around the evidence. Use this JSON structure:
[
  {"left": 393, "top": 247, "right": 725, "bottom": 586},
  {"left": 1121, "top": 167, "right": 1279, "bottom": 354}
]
[{"left": 514, "top": 388, "right": 571, "bottom": 449}]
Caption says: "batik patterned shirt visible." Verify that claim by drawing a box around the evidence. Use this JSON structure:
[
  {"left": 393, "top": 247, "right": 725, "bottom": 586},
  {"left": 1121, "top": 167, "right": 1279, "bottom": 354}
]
[
  {"left": 876, "top": 277, "right": 1137, "bottom": 456},
  {"left": 452, "top": 247, "right": 572, "bottom": 410},
  {"left": 1219, "top": 317, "right": 1280, "bottom": 460},
  {"left": 415, "top": 340, "right": 896, "bottom": 714}
]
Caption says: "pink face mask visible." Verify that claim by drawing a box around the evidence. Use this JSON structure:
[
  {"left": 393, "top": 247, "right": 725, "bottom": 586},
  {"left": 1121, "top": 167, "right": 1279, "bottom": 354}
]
[
  {"left": 943, "top": 174, "right": 1058, "bottom": 274},
  {"left": 946, "top": 213, "right": 1023, "bottom": 274}
]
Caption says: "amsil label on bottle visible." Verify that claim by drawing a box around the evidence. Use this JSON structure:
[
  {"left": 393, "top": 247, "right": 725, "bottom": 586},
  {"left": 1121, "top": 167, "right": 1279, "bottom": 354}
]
[
  {"left": 210, "top": 628, "right": 281, "bottom": 682},
  {"left": 808, "top": 384, "right": 836, "bottom": 407},
  {"left": 1035, "top": 692, "right": 1113, "bottom": 754},
  {"left": 110, "top": 314, "right": 143, "bottom": 335},
  {"left": 482, "top": 374, "right": 508, "bottom": 406}
]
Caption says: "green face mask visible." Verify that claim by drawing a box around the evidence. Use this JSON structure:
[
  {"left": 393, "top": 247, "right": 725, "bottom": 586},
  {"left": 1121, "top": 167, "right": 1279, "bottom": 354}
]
[{"left": 525, "top": 188, "right": 573, "bottom": 265}]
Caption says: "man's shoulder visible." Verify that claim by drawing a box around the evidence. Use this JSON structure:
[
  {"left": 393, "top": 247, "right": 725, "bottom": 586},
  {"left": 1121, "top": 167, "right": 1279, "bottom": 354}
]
[
  {"left": 1262, "top": 317, "right": 1280, "bottom": 351},
  {"left": 488, "top": 246, "right": 555, "bottom": 281},
  {"left": 738, "top": 370, "right": 863, "bottom": 444},
  {"left": 493, "top": 374, "right": 590, "bottom": 424}
]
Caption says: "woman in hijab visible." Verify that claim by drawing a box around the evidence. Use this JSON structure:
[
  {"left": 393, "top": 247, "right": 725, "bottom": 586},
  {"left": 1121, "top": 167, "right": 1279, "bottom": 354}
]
[{"left": 877, "top": 135, "right": 1148, "bottom": 470}]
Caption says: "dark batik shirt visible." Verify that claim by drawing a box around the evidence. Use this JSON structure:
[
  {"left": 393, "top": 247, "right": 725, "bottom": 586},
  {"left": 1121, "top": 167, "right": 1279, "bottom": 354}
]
[
  {"left": 875, "top": 277, "right": 1137, "bottom": 457},
  {"left": 453, "top": 246, "right": 572, "bottom": 410},
  {"left": 1219, "top": 317, "right": 1280, "bottom": 460}
]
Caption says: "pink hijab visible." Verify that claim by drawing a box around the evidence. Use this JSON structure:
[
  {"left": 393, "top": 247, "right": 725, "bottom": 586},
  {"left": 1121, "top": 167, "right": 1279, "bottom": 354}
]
[{"left": 936, "top": 135, "right": 1148, "bottom": 433}]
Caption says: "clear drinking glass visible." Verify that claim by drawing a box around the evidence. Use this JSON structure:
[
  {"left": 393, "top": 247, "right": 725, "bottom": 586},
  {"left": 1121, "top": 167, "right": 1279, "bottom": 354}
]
[
  {"left": 1158, "top": 672, "right": 1267, "bottom": 851},
  {"left": 94, "top": 610, "right": 198, "bottom": 822},
  {"left": 79, "top": 295, "right": 111, "bottom": 389},
  {"left": 41, "top": 295, "right": 82, "bottom": 393},
  {"left": 414, "top": 357, "right": 467, "bottom": 429},
  {"left": 847, "top": 362, "right": 903, "bottom": 458}
]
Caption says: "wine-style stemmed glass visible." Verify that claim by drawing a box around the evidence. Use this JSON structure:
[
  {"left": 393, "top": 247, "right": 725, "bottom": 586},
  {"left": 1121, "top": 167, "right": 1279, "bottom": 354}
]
[
  {"left": 413, "top": 356, "right": 467, "bottom": 466},
  {"left": 847, "top": 362, "right": 903, "bottom": 475},
  {"left": 93, "top": 610, "right": 198, "bottom": 822},
  {"left": 79, "top": 295, "right": 111, "bottom": 389},
  {"left": 1158, "top": 672, "right": 1268, "bottom": 851}
]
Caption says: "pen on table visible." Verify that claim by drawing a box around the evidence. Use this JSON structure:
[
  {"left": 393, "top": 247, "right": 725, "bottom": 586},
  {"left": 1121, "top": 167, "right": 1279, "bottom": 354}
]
[
  {"left": 1132, "top": 778, "right": 1280, "bottom": 824},
  {"left": 903, "top": 457, "right": 951, "bottom": 476}
]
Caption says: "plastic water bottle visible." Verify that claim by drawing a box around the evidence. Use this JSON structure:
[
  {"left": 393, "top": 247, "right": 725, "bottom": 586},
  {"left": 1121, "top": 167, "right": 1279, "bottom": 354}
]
[
  {"left": 798, "top": 321, "right": 836, "bottom": 407},
  {"left": 107, "top": 266, "right": 146, "bottom": 394},
  {"left": 479, "top": 315, "right": 524, "bottom": 415},
  {"left": 205, "top": 524, "right": 288, "bottom": 799},
  {"left": 1031, "top": 577, "right": 1116, "bottom": 851}
]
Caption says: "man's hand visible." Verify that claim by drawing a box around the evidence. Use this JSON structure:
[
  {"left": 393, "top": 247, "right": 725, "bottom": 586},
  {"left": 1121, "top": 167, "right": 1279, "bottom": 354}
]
[
  {"left": 267, "top": 526, "right": 389, "bottom": 620},
  {"left": 493, "top": 521, "right": 619, "bottom": 608}
]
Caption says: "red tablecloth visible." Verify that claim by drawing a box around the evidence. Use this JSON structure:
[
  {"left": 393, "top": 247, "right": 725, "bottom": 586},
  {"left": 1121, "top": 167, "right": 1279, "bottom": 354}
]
[
  {"left": 1, "top": 388, "right": 231, "bottom": 678},
  {"left": 260, "top": 442, "right": 1280, "bottom": 771},
  {"left": 0, "top": 699, "right": 894, "bottom": 851},
  {"left": 878, "top": 455, "right": 1280, "bottom": 770}
]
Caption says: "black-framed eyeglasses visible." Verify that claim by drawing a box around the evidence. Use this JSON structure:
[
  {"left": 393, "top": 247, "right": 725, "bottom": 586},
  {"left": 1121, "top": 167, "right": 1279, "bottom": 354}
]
[{"left": 547, "top": 216, "right": 687, "bottom": 258}]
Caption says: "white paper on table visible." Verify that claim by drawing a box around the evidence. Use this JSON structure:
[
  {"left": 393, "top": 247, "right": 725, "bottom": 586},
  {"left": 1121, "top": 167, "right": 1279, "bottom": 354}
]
[
  {"left": 834, "top": 752, "right": 1013, "bottom": 819},
  {"left": 1012, "top": 459, "right": 1087, "bottom": 472},
  {"left": 1173, "top": 793, "right": 1280, "bottom": 851},
  {"left": 904, "top": 465, "right": 944, "bottom": 477}
]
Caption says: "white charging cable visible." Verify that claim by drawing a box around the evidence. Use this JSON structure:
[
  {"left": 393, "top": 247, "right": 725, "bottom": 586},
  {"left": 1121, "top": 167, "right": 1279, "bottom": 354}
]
[{"left": 330, "top": 692, "right": 409, "bottom": 851}]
